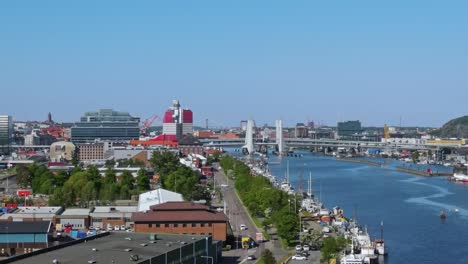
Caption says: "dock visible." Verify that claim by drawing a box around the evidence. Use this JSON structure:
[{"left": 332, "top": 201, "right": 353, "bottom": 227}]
[{"left": 396, "top": 166, "right": 452, "bottom": 177}]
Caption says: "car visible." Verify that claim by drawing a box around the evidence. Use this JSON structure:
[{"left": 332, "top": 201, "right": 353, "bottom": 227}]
[
  {"left": 303, "top": 245, "right": 310, "bottom": 251},
  {"left": 240, "top": 224, "right": 247, "bottom": 231},
  {"left": 114, "top": 225, "right": 120, "bottom": 231},
  {"left": 126, "top": 228, "right": 134, "bottom": 232},
  {"left": 107, "top": 225, "right": 113, "bottom": 231},
  {"left": 295, "top": 245, "right": 302, "bottom": 251},
  {"left": 120, "top": 225, "right": 126, "bottom": 231},
  {"left": 216, "top": 207, "right": 224, "bottom": 212},
  {"left": 302, "top": 228, "right": 309, "bottom": 233},
  {"left": 89, "top": 226, "right": 95, "bottom": 230},
  {"left": 247, "top": 255, "right": 256, "bottom": 260},
  {"left": 220, "top": 184, "right": 229, "bottom": 188},
  {"left": 292, "top": 254, "right": 307, "bottom": 260}
]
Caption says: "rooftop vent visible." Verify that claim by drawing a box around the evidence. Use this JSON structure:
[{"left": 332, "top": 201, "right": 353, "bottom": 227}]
[
  {"left": 87, "top": 260, "right": 97, "bottom": 264},
  {"left": 140, "top": 243, "right": 147, "bottom": 247},
  {"left": 92, "top": 248, "right": 98, "bottom": 251},
  {"left": 124, "top": 248, "right": 132, "bottom": 252},
  {"left": 125, "top": 237, "right": 132, "bottom": 240}
]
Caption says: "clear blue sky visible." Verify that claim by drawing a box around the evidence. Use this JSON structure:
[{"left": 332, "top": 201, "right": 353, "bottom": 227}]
[{"left": 1, "top": 1, "right": 467, "bottom": 128}]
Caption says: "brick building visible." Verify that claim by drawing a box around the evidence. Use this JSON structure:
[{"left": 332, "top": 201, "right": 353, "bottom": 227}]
[{"left": 133, "top": 202, "right": 228, "bottom": 241}]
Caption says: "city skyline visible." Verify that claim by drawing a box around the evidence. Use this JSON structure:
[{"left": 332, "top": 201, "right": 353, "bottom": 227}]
[{"left": 1, "top": 1, "right": 467, "bottom": 127}]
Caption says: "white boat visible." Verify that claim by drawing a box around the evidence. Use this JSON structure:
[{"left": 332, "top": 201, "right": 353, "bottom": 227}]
[
  {"left": 453, "top": 173, "right": 468, "bottom": 182},
  {"left": 341, "top": 240, "right": 365, "bottom": 264},
  {"left": 280, "top": 160, "right": 295, "bottom": 194}
]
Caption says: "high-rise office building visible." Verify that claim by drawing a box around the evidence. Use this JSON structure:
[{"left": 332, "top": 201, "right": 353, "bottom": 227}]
[
  {"left": 337, "top": 120, "right": 362, "bottom": 139},
  {"left": 0, "top": 115, "right": 13, "bottom": 155},
  {"left": 162, "top": 100, "right": 193, "bottom": 139},
  {"left": 71, "top": 109, "right": 140, "bottom": 143}
]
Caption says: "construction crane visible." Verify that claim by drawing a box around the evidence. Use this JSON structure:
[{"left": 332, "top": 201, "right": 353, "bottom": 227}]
[
  {"left": 384, "top": 124, "right": 390, "bottom": 140},
  {"left": 140, "top": 114, "right": 161, "bottom": 135}
]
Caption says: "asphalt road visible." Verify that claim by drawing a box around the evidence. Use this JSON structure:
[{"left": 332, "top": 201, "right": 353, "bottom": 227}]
[{"left": 213, "top": 164, "right": 264, "bottom": 263}]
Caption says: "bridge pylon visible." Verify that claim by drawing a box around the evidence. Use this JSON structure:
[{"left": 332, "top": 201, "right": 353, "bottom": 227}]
[
  {"left": 242, "top": 120, "right": 255, "bottom": 155},
  {"left": 276, "top": 120, "right": 285, "bottom": 155}
]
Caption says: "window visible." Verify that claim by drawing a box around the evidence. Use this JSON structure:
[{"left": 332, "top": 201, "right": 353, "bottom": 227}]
[
  {"left": 182, "top": 224, "right": 187, "bottom": 228},
  {"left": 164, "top": 224, "right": 169, "bottom": 228},
  {"left": 200, "top": 223, "right": 205, "bottom": 227},
  {"left": 208, "top": 223, "right": 212, "bottom": 227},
  {"left": 148, "top": 224, "right": 152, "bottom": 228},
  {"left": 191, "top": 223, "right": 196, "bottom": 227},
  {"left": 174, "top": 224, "right": 178, "bottom": 228},
  {"left": 156, "top": 224, "right": 160, "bottom": 228}
]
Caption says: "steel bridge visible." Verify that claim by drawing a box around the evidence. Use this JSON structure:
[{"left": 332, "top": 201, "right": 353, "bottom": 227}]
[{"left": 200, "top": 138, "right": 460, "bottom": 151}]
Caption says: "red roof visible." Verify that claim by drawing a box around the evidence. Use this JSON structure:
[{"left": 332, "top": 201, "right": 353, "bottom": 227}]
[
  {"left": 133, "top": 210, "right": 228, "bottom": 223},
  {"left": 149, "top": 201, "right": 209, "bottom": 211},
  {"left": 148, "top": 134, "right": 178, "bottom": 142}
]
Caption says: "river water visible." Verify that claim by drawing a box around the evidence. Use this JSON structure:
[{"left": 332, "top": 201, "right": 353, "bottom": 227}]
[{"left": 227, "top": 149, "right": 468, "bottom": 263}]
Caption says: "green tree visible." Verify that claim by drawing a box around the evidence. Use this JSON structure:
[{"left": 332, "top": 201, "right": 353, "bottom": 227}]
[
  {"left": 276, "top": 211, "right": 299, "bottom": 244},
  {"left": 320, "top": 236, "right": 348, "bottom": 263},
  {"left": 71, "top": 150, "right": 80, "bottom": 167},
  {"left": 261, "top": 249, "right": 276, "bottom": 264},
  {"left": 119, "top": 170, "right": 135, "bottom": 190},
  {"left": 136, "top": 169, "right": 150, "bottom": 192},
  {"left": 163, "top": 166, "right": 199, "bottom": 200},
  {"left": 81, "top": 182, "right": 96, "bottom": 207},
  {"left": 99, "top": 183, "right": 119, "bottom": 202},
  {"left": 16, "top": 165, "right": 33, "bottom": 188},
  {"left": 150, "top": 151, "right": 180, "bottom": 178},
  {"left": 49, "top": 187, "right": 65, "bottom": 206},
  {"left": 262, "top": 218, "right": 273, "bottom": 236},
  {"left": 103, "top": 167, "right": 117, "bottom": 185}
]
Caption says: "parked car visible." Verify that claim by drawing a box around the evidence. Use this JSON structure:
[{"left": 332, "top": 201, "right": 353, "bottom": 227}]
[
  {"left": 247, "top": 255, "right": 256, "bottom": 260},
  {"left": 114, "top": 225, "right": 120, "bottom": 231},
  {"left": 107, "top": 225, "right": 113, "bottom": 231},
  {"left": 295, "top": 245, "right": 303, "bottom": 251},
  {"left": 120, "top": 225, "right": 126, "bottom": 231},
  {"left": 303, "top": 244, "right": 310, "bottom": 251},
  {"left": 88, "top": 226, "right": 95, "bottom": 230},
  {"left": 292, "top": 254, "right": 307, "bottom": 260},
  {"left": 240, "top": 224, "right": 247, "bottom": 231}
]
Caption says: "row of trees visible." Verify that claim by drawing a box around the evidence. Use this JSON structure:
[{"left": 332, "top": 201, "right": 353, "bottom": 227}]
[
  {"left": 17, "top": 163, "right": 150, "bottom": 207},
  {"left": 149, "top": 151, "right": 211, "bottom": 202},
  {"left": 219, "top": 155, "right": 300, "bottom": 244}
]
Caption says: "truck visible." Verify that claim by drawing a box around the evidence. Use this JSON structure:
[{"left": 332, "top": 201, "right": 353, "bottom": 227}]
[{"left": 241, "top": 237, "right": 251, "bottom": 249}]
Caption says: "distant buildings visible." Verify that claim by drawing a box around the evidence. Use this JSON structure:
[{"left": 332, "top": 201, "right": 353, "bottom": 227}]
[
  {"left": 337, "top": 120, "right": 362, "bottom": 140},
  {"left": 49, "top": 141, "right": 76, "bottom": 162},
  {"left": 295, "top": 123, "right": 308, "bottom": 138},
  {"left": 161, "top": 99, "right": 193, "bottom": 139},
  {"left": 76, "top": 141, "right": 112, "bottom": 161},
  {"left": 0, "top": 115, "right": 13, "bottom": 155},
  {"left": 71, "top": 109, "right": 140, "bottom": 143}
]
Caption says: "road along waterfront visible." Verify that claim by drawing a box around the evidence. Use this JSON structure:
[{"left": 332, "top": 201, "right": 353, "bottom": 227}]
[{"left": 261, "top": 151, "right": 468, "bottom": 264}]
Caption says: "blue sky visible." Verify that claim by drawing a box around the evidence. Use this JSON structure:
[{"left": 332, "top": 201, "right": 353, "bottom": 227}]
[{"left": 1, "top": 1, "right": 467, "bottom": 127}]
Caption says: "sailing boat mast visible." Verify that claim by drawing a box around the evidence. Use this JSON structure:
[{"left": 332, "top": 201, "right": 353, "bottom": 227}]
[
  {"left": 380, "top": 220, "right": 384, "bottom": 240},
  {"left": 287, "top": 160, "right": 290, "bottom": 184}
]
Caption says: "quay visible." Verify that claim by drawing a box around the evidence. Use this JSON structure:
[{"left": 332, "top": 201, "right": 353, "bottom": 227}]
[
  {"left": 335, "top": 157, "right": 382, "bottom": 167},
  {"left": 396, "top": 166, "right": 453, "bottom": 177}
]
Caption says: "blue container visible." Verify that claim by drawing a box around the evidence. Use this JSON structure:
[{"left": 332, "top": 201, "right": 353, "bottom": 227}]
[
  {"left": 77, "top": 232, "right": 87, "bottom": 238},
  {"left": 70, "top": 230, "right": 79, "bottom": 238}
]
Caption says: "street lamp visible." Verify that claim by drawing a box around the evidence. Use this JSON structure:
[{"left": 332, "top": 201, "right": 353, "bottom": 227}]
[{"left": 205, "top": 237, "right": 209, "bottom": 264}]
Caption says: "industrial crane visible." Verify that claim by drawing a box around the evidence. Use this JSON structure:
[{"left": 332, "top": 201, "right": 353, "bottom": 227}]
[{"left": 140, "top": 114, "right": 161, "bottom": 135}]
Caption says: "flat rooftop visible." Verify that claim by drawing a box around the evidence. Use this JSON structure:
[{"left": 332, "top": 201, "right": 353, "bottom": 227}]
[
  {"left": 60, "top": 208, "right": 91, "bottom": 216},
  {"left": 15, "top": 206, "right": 62, "bottom": 214},
  {"left": 14, "top": 232, "right": 208, "bottom": 264}
]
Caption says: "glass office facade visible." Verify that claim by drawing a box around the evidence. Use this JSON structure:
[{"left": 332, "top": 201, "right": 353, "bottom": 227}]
[
  {"left": 0, "top": 115, "right": 12, "bottom": 155},
  {"left": 71, "top": 109, "right": 140, "bottom": 143}
]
